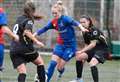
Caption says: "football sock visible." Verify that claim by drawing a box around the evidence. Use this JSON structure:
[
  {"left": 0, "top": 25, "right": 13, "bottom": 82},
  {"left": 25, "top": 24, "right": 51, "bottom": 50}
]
[
  {"left": 47, "top": 60, "right": 57, "bottom": 82},
  {"left": 18, "top": 73, "right": 26, "bottom": 82},
  {"left": 57, "top": 67, "right": 65, "bottom": 77},
  {"left": 37, "top": 65, "right": 45, "bottom": 82},
  {"left": 91, "top": 66, "right": 98, "bottom": 82},
  {"left": 0, "top": 46, "right": 4, "bottom": 67},
  {"left": 76, "top": 61, "right": 83, "bottom": 79}
]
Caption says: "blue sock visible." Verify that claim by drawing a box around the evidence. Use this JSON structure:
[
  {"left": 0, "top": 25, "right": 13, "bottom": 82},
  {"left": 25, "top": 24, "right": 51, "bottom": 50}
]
[
  {"left": 0, "top": 45, "right": 4, "bottom": 67},
  {"left": 47, "top": 60, "right": 57, "bottom": 82},
  {"left": 58, "top": 68, "right": 65, "bottom": 76}
]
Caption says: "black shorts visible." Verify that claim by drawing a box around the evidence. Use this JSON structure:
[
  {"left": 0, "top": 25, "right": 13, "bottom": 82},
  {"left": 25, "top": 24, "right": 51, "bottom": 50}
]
[
  {"left": 10, "top": 50, "right": 39, "bottom": 69},
  {"left": 85, "top": 48, "right": 108, "bottom": 63}
]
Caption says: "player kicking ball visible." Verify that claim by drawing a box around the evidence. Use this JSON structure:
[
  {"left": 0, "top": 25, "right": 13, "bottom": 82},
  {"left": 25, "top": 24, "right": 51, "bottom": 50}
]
[{"left": 34, "top": 3, "right": 87, "bottom": 82}]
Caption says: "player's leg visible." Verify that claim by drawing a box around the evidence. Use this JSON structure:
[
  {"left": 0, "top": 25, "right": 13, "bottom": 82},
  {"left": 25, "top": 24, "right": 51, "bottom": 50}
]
[
  {"left": 57, "top": 59, "right": 66, "bottom": 79},
  {"left": 0, "top": 44, "right": 4, "bottom": 71},
  {"left": 10, "top": 52, "right": 27, "bottom": 82},
  {"left": 69, "top": 52, "right": 88, "bottom": 82},
  {"left": 33, "top": 55, "right": 45, "bottom": 82},
  {"left": 17, "top": 64, "right": 27, "bottom": 82},
  {"left": 57, "top": 47, "right": 76, "bottom": 79},
  {"left": 76, "top": 52, "right": 88, "bottom": 79},
  {"left": 57, "top": 59, "right": 65, "bottom": 78},
  {"left": 89, "top": 57, "right": 99, "bottom": 82},
  {"left": 45, "top": 44, "right": 63, "bottom": 82},
  {"left": 46, "top": 54, "right": 60, "bottom": 82},
  {"left": 89, "top": 50, "right": 107, "bottom": 82}
]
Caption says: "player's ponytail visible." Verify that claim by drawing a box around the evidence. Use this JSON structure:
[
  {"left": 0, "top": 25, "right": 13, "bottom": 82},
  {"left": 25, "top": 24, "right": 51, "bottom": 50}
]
[{"left": 24, "top": 1, "right": 35, "bottom": 21}]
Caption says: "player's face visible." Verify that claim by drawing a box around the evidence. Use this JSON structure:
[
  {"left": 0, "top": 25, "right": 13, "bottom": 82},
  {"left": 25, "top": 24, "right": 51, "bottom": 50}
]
[
  {"left": 80, "top": 18, "right": 90, "bottom": 29},
  {"left": 51, "top": 7, "right": 60, "bottom": 18}
]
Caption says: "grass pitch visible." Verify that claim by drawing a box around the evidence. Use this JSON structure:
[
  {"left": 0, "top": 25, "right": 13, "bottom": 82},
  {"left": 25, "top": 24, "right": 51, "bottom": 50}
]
[{"left": 0, "top": 52, "right": 120, "bottom": 82}]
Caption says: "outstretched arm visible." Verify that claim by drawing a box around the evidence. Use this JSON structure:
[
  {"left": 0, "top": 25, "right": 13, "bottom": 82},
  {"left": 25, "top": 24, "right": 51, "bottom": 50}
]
[
  {"left": 78, "top": 24, "right": 88, "bottom": 32},
  {"left": 65, "top": 16, "right": 88, "bottom": 32},
  {"left": 34, "top": 21, "right": 53, "bottom": 36},
  {"left": 2, "top": 26, "right": 19, "bottom": 41}
]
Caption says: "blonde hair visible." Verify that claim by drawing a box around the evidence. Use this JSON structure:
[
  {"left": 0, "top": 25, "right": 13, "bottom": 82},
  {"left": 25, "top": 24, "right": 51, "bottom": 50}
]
[
  {"left": 56, "top": 0, "right": 68, "bottom": 15},
  {"left": 52, "top": 4, "right": 63, "bottom": 12}
]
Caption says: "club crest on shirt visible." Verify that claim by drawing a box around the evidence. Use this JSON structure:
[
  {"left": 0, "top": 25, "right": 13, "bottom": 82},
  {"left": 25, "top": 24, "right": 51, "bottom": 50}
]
[
  {"left": 93, "top": 30, "right": 98, "bottom": 36},
  {"left": 28, "top": 20, "right": 33, "bottom": 25}
]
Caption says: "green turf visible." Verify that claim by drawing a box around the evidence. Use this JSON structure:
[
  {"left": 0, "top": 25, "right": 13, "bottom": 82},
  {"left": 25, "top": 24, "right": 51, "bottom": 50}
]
[{"left": 0, "top": 52, "right": 120, "bottom": 82}]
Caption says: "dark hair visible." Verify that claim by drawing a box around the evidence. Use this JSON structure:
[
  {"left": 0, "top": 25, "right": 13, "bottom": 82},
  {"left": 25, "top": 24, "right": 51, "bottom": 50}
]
[
  {"left": 80, "top": 15, "right": 93, "bottom": 28},
  {"left": 24, "top": 1, "right": 35, "bottom": 21}
]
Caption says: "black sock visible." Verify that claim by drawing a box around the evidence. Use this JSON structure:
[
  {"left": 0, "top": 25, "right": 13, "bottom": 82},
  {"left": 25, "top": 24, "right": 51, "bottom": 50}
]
[
  {"left": 91, "top": 66, "right": 98, "bottom": 82},
  {"left": 18, "top": 73, "right": 26, "bottom": 82},
  {"left": 76, "top": 61, "right": 83, "bottom": 79},
  {"left": 37, "top": 65, "right": 45, "bottom": 82}
]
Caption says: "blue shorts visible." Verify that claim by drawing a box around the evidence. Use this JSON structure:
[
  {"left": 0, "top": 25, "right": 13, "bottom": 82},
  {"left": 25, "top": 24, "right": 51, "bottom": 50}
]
[
  {"left": 0, "top": 44, "right": 4, "bottom": 66},
  {"left": 53, "top": 44, "right": 76, "bottom": 61}
]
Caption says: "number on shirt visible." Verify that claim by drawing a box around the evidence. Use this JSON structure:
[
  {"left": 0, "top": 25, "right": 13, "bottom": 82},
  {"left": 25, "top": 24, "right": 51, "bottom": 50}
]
[{"left": 13, "top": 24, "right": 19, "bottom": 34}]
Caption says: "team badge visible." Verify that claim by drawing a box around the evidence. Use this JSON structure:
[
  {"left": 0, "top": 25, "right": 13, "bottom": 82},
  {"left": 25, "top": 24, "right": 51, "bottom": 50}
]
[
  {"left": 93, "top": 30, "right": 98, "bottom": 35},
  {"left": 28, "top": 20, "right": 33, "bottom": 25}
]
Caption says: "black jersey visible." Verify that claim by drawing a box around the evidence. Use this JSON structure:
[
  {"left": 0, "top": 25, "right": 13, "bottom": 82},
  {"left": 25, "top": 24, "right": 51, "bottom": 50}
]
[
  {"left": 10, "top": 15, "right": 34, "bottom": 52},
  {"left": 83, "top": 27, "right": 108, "bottom": 49}
]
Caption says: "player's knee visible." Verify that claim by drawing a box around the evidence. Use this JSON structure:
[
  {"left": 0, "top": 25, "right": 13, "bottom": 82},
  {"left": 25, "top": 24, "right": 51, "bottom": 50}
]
[
  {"left": 34, "top": 56, "right": 44, "bottom": 65},
  {"left": 89, "top": 58, "right": 99, "bottom": 67},
  {"left": 75, "top": 54, "right": 79, "bottom": 60},
  {"left": 17, "top": 64, "right": 26, "bottom": 73},
  {"left": 57, "top": 65, "right": 63, "bottom": 71},
  {"left": 76, "top": 54, "right": 86, "bottom": 61}
]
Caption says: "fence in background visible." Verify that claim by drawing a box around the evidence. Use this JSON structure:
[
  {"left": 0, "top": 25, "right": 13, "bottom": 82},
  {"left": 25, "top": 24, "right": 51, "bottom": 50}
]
[{"left": 0, "top": 0, "right": 119, "bottom": 48}]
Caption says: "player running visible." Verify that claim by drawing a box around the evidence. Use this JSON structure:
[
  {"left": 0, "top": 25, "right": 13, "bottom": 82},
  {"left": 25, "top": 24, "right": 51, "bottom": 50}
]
[
  {"left": 34, "top": 4, "right": 87, "bottom": 82},
  {"left": 10, "top": 1, "right": 46, "bottom": 82},
  {"left": 0, "top": 7, "right": 19, "bottom": 71},
  {"left": 69, "top": 15, "right": 109, "bottom": 82}
]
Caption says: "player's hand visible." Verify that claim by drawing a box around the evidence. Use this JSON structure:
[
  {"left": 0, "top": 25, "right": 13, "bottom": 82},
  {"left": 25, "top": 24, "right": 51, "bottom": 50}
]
[
  {"left": 13, "top": 34, "right": 19, "bottom": 41},
  {"left": 76, "top": 51, "right": 83, "bottom": 54},
  {"left": 82, "top": 28, "right": 89, "bottom": 32},
  {"left": 36, "top": 41, "right": 45, "bottom": 47},
  {"left": 33, "top": 32, "right": 37, "bottom": 37}
]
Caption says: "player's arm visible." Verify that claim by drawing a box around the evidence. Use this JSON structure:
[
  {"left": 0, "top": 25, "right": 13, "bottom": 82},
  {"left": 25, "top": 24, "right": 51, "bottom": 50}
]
[
  {"left": 81, "top": 40, "right": 97, "bottom": 53},
  {"left": 78, "top": 24, "right": 88, "bottom": 32},
  {"left": 0, "top": 8, "right": 19, "bottom": 41},
  {"left": 2, "top": 26, "right": 19, "bottom": 41},
  {"left": 65, "top": 16, "right": 87, "bottom": 32},
  {"left": 24, "top": 20, "right": 44, "bottom": 47},
  {"left": 77, "top": 29, "right": 100, "bottom": 54},
  {"left": 24, "top": 29, "right": 44, "bottom": 47},
  {"left": 34, "top": 21, "right": 53, "bottom": 36}
]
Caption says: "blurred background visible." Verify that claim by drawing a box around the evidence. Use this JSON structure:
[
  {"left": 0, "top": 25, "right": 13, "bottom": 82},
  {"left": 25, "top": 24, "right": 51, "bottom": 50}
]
[
  {"left": 0, "top": 0, "right": 120, "bottom": 56},
  {"left": 0, "top": 0, "right": 120, "bottom": 82}
]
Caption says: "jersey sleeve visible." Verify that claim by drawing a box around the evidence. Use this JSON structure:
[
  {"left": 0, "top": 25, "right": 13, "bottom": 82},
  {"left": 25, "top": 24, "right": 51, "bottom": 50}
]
[
  {"left": 0, "top": 10, "right": 7, "bottom": 26},
  {"left": 36, "top": 21, "right": 53, "bottom": 35},
  {"left": 24, "top": 20, "right": 33, "bottom": 30},
  {"left": 65, "top": 16, "right": 80, "bottom": 27}
]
